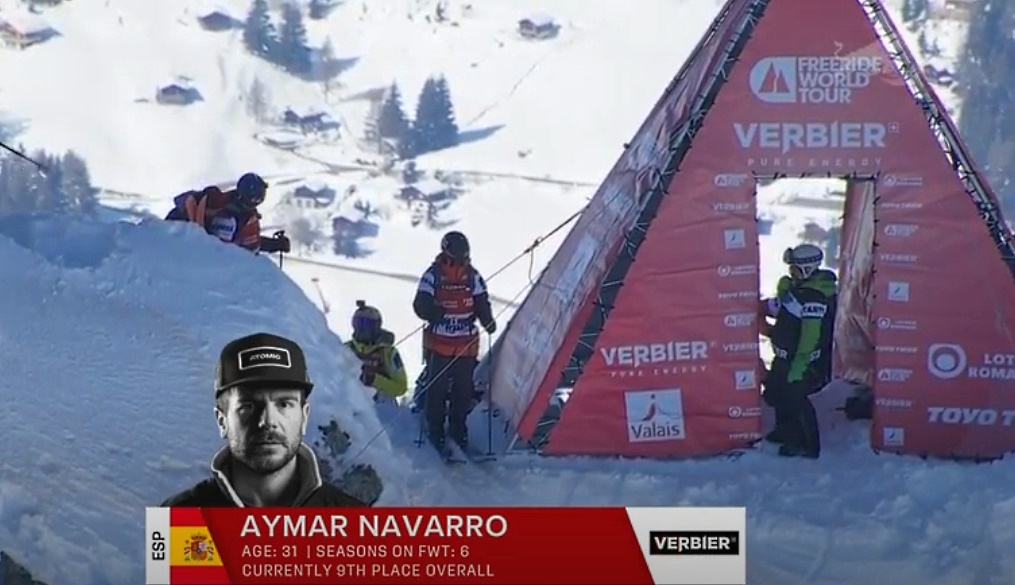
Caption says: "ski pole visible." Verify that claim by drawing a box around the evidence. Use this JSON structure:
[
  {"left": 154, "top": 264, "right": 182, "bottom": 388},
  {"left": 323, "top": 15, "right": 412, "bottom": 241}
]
[
  {"left": 485, "top": 333, "right": 494, "bottom": 458},
  {"left": 272, "top": 230, "right": 287, "bottom": 269}
]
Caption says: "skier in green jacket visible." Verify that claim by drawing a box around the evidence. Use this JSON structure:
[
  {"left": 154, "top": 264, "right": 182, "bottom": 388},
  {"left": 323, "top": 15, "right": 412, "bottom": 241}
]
[{"left": 760, "top": 243, "right": 838, "bottom": 459}]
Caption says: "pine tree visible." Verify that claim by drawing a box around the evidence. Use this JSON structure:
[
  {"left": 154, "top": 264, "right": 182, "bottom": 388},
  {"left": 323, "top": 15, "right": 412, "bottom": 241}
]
[
  {"left": 37, "top": 151, "right": 68, "bottom": 213},
  {"left": 901, "top": 0, "right": 929, "bottom": 30},
  {"left": 60, "top": 151, "right": 98, "bottom": 214},
  {"left": 278, "top": 3, "right": 312, "bottom": 75},
  {"left": 319, "top": 37, "right": 336, "bottom": 93},
  {"left": 2, "top": 149, "right": 36, "bottom": 213},
  {"left": 377, "top": 83, "right": 411, "bottom": 143},
  {"left": 309, "top": 0, "right": 330, "bottom": 20},
  {"left": 960, "top": 0, "right": 1015, "bottom": 212},
  {"left": 430, "top": 76, "right": 459, "bottom": 150},
  {"left": 243, "top": 0, "right": 277, "bottom": 58},
  {"left": 914, "top": 0, "right": 929, "bottom": 21},
  {"left": 24, "top": 155, "right": 52, "bottom": 213},
  {"left": 411, "top": 77, "right": 441, "bottom": 155},
  {"left": 901, "top": 0, "right": 917, "bottom": 23}
]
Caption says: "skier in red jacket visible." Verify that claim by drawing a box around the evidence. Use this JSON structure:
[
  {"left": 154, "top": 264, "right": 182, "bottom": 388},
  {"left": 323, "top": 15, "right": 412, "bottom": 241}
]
[
  {"left": 165, "top": 172, "right": 290, "bottom": 254},
  {"left": 412, "top": 231, "right": 496, "bottom": 459}
]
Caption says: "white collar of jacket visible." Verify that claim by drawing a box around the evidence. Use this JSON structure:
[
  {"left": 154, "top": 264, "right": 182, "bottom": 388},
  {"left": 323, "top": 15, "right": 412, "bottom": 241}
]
[{"left": 209, "top": 442, "right": 324, "bottom": 506}]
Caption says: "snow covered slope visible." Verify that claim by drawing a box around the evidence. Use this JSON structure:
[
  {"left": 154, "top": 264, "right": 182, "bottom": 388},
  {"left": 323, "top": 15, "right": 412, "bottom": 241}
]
[
  {"left": 0, "top": 0, "right": 722, "bottom": 194},
  {"left": 398, "top": 417, "right": 1015, "bottom": 585},
  {"left": 0, "top": 214, "right": 407, "bottom": 585},
  {"left": 2, "top": 211, "right": 1014, "bottom": 585},
  {"left": 314, "top": 0, "right": 724, "bottom": 182}
]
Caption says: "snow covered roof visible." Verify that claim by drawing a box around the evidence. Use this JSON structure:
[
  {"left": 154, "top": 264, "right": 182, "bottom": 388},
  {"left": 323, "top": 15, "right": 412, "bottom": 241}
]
[
  {"left": 298, "top": 179, "right": 332, "bottom": 193},
  {"left": 519, "top": 13, "right": 555, "bottom": 27},
  {"left": 160, "top": 78, "right": 196, "bottom": 91},
  {"left": 403, "top": 179, "right": 449, "bottom": 194},
  {"left": 1, "top": 13, "right": 52, "bottom": 35},
  {"left": 195, "top": 3, "right": 241, "bottom": 19},
  {"left": 285, "top": 106, "right": 328, "bottom": 119}
]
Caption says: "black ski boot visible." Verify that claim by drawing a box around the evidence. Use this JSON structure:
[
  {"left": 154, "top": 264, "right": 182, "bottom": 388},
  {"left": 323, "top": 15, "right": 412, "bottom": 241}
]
[
  {"left": 765, "top": 427, "right": 789, "bottom": 443},
  {"left": 427, "top": 432, "right": 447, "bottom": 455},
  {"left": 765, "top": 406, "right": 795, "bottom": 443},
  {"left": 449, "top": 434, "right": 469, "bottom": 458},
  {"left": 778, "top": 443, "right": 819, "bottom": 459}
]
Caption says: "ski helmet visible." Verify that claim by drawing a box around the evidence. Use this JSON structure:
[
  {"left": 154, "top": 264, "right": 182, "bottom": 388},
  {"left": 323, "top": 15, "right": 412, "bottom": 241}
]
[
  {"left": 236, "top": 172, "right": 268, "bottom": 208},
  {"left": 352, "top": 300, "right": 383, "bottom": 342},
  {"left": 441, "top": 231, "right": 470, "bottom": 263},
  {"left": 783, "top": 243, "right": 824, "bottom": 280}
]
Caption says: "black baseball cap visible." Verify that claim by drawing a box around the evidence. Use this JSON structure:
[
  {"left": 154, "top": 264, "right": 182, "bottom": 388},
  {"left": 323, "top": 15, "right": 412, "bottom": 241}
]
[{"left": 215, "top": 332, "right": 315, "bottom": 396}]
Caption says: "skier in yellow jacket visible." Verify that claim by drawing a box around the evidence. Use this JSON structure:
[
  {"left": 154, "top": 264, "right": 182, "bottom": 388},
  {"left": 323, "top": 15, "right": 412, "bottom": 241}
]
[{"left": 345, "top": 301, "right": 409, "bottom": 403}]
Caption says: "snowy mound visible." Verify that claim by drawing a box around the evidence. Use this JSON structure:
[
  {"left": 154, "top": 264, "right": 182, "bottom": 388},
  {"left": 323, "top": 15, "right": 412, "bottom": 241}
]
[{"left": 0, "top": 215, "right": 409, "bottom": 585}]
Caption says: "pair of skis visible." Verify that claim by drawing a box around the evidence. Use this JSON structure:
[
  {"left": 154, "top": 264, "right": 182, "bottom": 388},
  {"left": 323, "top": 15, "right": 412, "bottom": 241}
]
[
  {"left": 437, "top": 440, "right": 497, "bottom": 465},
  {"left": 417, "top": 415, "right": 497, "bottom": 465}
]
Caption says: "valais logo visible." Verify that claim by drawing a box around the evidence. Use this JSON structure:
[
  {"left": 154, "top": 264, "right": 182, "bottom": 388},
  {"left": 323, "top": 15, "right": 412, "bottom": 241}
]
[{"left": 624, "top": 389, "right": 686, "bottom": 443}]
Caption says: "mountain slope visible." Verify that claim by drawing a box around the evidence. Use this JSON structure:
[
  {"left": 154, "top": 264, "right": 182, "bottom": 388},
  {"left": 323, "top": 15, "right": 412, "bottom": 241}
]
[{"left": 0, "top": 215, "right": 406, "bottom": 585}]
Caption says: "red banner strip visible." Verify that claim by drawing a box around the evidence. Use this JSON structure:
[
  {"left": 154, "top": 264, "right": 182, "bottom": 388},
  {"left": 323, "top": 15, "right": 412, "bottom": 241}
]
[{"left": 148, "top": 507, "right": 749, "bottom": 584}]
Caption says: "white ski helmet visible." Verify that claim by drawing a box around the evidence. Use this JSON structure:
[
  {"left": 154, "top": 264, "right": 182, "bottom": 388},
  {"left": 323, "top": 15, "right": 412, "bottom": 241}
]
[{"left": 783, "top": 243, "right": 824, "bottom": 280}]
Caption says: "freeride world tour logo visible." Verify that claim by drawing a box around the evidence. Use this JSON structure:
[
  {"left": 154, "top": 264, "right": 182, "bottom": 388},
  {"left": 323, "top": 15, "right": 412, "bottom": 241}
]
[
  {"left": 748, "top": 46, "right": 885, "bottom": 104},
  {"left": 732, "top": 43, "right": 898, "bottom": 165}
]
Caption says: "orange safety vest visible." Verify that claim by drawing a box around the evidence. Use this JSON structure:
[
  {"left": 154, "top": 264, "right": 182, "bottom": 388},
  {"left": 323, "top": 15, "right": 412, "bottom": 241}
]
[{"left": 422, "top": 261, "right": 481, "bottom": 358}]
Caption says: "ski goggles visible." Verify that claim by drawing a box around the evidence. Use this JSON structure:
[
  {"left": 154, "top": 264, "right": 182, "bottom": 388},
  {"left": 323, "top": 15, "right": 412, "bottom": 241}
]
[
  {"left": 783, "top": 248, "right": 820, "bottom": 279},
  {"left": 783, "top": 246, "right": 823, "bottom": 264},
  {"left": 353, "top": 315, "right": 381, "bottom": 334},
  {"left": 788, "top": 263, "right": 819, "bottom": 280}
]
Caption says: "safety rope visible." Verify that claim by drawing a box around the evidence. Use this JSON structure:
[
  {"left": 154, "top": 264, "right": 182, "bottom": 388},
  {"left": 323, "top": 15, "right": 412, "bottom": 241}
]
[
  {"left": 339, "top": 156, "right": 641, "bottom": 469},
  {"left": 340, "top": 211, "right": 582, "bottom": 466},
  {"left": 345, "top": 278, "right": 534, "bottom": 465},
  {"left": 390, "top": 205, "right": 585, "bottom": 347}
]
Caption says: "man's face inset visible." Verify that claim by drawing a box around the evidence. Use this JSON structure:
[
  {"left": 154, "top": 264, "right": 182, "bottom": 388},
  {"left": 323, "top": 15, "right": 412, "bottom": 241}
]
[{"left": 217, "top": 387, "right": 308, "bottom": 474}]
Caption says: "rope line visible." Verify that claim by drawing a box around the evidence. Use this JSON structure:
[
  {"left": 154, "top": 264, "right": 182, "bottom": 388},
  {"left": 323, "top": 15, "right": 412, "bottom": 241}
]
[
  {"left": 336, "top": 152, "right": 647, "bottom": 470},
  {"left": 390, "top": 205, "right": 586, "bottom": 348},
  {"left": 344, "top": 277, "right": 535, "bottom": 465},
  {"left": 340, "top": 205, "right": 587, "bottom": 465}
]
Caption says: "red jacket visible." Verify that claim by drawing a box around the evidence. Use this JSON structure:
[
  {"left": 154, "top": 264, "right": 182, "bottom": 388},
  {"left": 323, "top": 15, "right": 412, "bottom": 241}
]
[
  {"left": 412, "top": 254, "right": 495, "bottom": 358},
  {"left": 166, "top": 187, "right": 262, "bottom": 252}
]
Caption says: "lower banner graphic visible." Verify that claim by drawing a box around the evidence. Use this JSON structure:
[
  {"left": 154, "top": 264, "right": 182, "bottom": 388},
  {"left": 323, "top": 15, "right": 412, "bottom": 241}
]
[{"left": 145, "top": 506, "right": 746, "bottom": 585}]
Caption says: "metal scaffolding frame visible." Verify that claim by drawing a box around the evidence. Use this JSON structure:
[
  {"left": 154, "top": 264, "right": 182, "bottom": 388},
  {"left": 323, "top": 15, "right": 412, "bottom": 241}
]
[
  {"left": 860, "top": 0, "right": 1015, "bottom": 275},
  {"left": 506, "top": 0, "right": 1015, "bottom": 456}
]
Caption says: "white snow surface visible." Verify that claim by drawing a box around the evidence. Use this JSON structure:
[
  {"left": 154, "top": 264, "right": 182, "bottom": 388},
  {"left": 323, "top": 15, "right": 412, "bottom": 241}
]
[
  {"left": 0, "top": 216, "right": 408, "bottom": 585},
  {"left": 2, "top": 0, "right": 1014, "bottom": 584},
  {"left": 4, "top": 204, "right": 1015, "bottom": 585}
]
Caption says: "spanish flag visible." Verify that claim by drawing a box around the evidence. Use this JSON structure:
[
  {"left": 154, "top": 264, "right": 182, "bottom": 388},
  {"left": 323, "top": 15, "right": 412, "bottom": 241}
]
[{"left": 145, "top": 507, "right": 230, "bottom": 584}]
